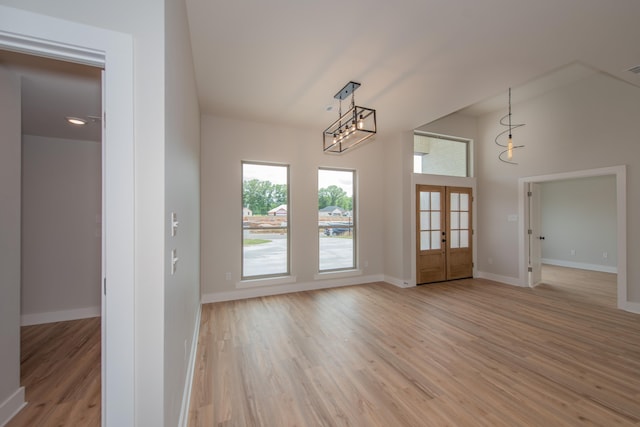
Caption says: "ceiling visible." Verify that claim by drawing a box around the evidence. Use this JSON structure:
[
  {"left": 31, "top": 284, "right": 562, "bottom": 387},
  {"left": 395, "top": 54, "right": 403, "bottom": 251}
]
[
  {"left": 0, "top": 50, "right": 101, "bottom": 142},
  {"left": 3, "top": 0, "right": 640, "bottom": 141},
  {"left": 186, "top": 0, "right": 640, "bottom": 132}
]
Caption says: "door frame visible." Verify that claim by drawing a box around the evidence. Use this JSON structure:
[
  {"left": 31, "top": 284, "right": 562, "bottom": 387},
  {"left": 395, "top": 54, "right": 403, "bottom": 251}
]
[
  {"left": 518, "top": 165, "right": 627, "bottom": 310},
  {"left": 0, "top": 6, "right": 135, "bottom": 426},
  {"left": 411, "top": 173, "right": 477, "bottom": 286}
]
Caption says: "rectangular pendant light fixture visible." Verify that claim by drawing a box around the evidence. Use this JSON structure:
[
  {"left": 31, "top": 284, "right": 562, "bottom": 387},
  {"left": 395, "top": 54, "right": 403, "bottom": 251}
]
[{"left": 323, "top": 81, "right": 377, "bottom": 154}]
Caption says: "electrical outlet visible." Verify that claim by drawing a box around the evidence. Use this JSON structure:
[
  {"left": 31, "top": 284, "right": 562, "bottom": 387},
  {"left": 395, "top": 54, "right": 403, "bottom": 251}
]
[
  {"left": 603, "top": 252, "right": 608, "bottom": 259},
  {"left": 570, "top": 249, "right": 576, "bottom": 256},
  {"left": 225, "top": 272, "right": 232, "bottom": 281}
]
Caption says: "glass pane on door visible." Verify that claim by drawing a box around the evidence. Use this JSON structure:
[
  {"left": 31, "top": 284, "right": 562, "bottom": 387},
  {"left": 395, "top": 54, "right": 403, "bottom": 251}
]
[
  {"left": 420, "top": 192, "right": 430, "bottom": 210},
  {"left": 421, "top": 231, "right": 431, "bottom": 250}
]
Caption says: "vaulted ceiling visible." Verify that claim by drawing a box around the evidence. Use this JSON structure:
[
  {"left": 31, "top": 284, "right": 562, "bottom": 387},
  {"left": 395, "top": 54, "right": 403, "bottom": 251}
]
[
  {"left": 4, "top": 0, "right": 640, "bottom": 141},
  {"left": 186, "top": 0, "right": 640, "bottom": 132}
]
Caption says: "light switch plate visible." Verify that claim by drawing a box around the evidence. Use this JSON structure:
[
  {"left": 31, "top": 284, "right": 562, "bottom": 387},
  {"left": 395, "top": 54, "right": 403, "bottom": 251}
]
[{"left": 171, "top": 212, "right": 179, "bottom": 236}]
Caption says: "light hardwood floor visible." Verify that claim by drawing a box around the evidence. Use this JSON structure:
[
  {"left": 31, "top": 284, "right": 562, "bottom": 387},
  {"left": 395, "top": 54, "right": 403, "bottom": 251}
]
[
  {"left": 539, "top": 264, "right": 617, "bottom": 308},
  {"left": 188, "top": 278, "right": 640, "bottom": 426},
  {"left": 7, "top": 317, "right": 101, "bottom": 427}
]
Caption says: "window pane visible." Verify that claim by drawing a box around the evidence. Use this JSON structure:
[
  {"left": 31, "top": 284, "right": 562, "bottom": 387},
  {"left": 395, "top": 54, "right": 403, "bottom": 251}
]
[
  {"left": 413, "top": 134, "right": 469, "bottom": 177},
  {"left": 243, "top": 228, "right": 288, "bottom": 276},
  {"left": 450, "top": 192, "right": 460, "bottom": 211},
  {"left": 460, "top": 230, "right": 469, "bottom": 248},
  {"left": 420, "top": 231, "right": 431, "bottom": 250},
  {"left": 430, "top": 212, "right": 440, "bottom": 230},
  {"left": 319, "top": 169, "right": 355, "bottom": 272},
  {"left": 420, "top": 212, "right": 430, "bottom": 231},
  {"left": 460, "top": 193, "right": 469, "bottom": 211},
  {"left": 242, "top": 162, "right": 289, "bottom": 278},
  {"left": 431, "top": 192, "right": 440, "bottom": 211},
  {"left": 460, "top": 212, "right": 469, "bottom": 229},
  {"left": 431, "top": 231, "right": 441, "bottom": 250},
  {"left": 450, "top": 211, "right": 460, "bottom": 229},
  {"left": 413, "top": 154, "right": 423, "bottom": 174},
  {"left": 420, "top": 191, "right": 430, "bottom": 210},
  {"left": 450, "top": 230, "right": 460, "bottom": 249},
  {"left": 319, "top": 228, "right": 354, "bottom": 270}
]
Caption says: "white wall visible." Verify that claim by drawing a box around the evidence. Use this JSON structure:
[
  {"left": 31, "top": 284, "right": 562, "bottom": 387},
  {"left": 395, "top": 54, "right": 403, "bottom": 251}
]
[
  {"left": 200, "top": 115, "right": 386, "bottom": 299},
  {"left": 164, "top": 0, "right": 201, "bottom": 425},
  {"left": 0, "top": 65, "right": 25, "bottom": 426},
  {"left": 382, "top": 131, "right": 413, "bottom": 284},
  {"left": 21, "top": 135, "right": 101, "bottom": 324},
  {"left": 474, "top": 72, "right": 640, "bottom": 303},
  {"left": 541, "top": 176, "right": 617, "bottom": 272},
  {"left": 0, "top": 1, "right": 202, "bottom": 425}
]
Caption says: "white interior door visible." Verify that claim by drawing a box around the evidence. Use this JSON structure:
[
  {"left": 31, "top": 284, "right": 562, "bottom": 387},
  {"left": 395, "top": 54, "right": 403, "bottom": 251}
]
[{"left": 528, "top": 182, "right": 542, "bottom": 285}]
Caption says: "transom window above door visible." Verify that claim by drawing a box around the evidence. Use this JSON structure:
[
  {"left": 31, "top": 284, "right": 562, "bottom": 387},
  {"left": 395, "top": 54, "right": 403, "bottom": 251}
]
[{"left": 413, "top": 133, "right": 471, "bottom": 177}]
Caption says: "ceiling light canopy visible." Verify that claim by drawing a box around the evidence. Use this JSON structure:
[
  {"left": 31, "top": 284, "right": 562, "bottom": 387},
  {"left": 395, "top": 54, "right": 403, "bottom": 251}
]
[
  {"left": 495, "top": 88, "right": 525, "bottom": 164},
  {"left": 66, "top": 116, "right": 87, "bottom": 126},
  {"left": 323, "top": 81, "right": 376, "bottom": 154}
]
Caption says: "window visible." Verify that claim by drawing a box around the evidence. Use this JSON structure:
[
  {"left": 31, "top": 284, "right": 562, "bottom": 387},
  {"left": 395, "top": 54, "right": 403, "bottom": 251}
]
[
  {"left": 242, "top": 162, "right": 289, "bottom": 279},
  {"left": 318, "top": 168, "right": 356, "bottom": 272},
  {"left": 413, "top": 133, "right": 470, "bottom": 177}
]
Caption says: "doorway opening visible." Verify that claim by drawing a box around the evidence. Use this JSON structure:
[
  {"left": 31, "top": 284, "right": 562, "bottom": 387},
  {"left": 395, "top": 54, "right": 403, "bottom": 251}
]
[
  {"left": 1, "top": 7, "right": 135, "bottom": 425},
  {"left": 519, "top": 166, "right": 627, "bottom": 310},
  {"left": 0, "top": 49, "right": 103, "bottom": 424}
]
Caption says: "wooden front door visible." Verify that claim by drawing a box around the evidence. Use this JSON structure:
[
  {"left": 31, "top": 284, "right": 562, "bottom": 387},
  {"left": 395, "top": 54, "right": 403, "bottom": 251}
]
[{"left": 416, "top": 185, "right": 473, "bottom": 284}]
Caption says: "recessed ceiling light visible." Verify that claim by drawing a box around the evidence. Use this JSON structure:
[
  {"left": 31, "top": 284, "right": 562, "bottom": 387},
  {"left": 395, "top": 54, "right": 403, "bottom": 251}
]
[{"left": 66, "top": 116, "right": 87, "bottom": 125}]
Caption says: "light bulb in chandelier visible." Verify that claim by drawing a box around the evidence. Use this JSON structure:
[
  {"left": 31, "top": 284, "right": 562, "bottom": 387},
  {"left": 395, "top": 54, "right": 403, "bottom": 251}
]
[{"left": 507, "top": 135, "right": 513, "bottom": 160}]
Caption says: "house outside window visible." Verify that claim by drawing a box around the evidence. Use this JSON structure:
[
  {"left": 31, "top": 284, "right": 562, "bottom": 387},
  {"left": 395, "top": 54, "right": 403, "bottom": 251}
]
[
  {"left": 242, "top": 162, "right": 289, "bottom": 279},
  {"left": 318, "top": 168, "right": 356, "bottom": 272}
]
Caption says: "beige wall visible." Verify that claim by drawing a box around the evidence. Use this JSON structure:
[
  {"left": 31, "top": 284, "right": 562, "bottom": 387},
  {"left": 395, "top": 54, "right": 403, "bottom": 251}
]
[
  {"left": 21, "top": 135, "right": 101, "bottom": 321},
  {"left": 200, "top": 115, "right": 386, "bottom": 297},
  {"left": 541, "top": 176, "right": 617, "bottom": 270},
  {"left": 475, "top": 72, "right": 640, "bottom": 302},
  {"left": 0, "top": 65, "right": 23, "bottom": 423}
]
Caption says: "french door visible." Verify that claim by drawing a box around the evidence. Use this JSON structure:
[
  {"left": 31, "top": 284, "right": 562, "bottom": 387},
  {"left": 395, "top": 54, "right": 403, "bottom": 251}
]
[{"left": 416, "top": 185, "right": 473, "bottom": 284}]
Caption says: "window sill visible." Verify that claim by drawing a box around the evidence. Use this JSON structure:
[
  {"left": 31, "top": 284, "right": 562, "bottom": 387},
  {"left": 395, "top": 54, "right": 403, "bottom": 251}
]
[
  {"left": 236, "top": 275, "right": 297, "bottom": 289},
  {"left": 314, "top": 269, "right": 362, "bottom": 281}
]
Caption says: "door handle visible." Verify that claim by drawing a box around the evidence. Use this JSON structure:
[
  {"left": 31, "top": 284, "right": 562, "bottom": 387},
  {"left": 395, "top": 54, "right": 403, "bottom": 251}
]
[{"left": 538, "top": 236, "right": 545, "bottom": 240}]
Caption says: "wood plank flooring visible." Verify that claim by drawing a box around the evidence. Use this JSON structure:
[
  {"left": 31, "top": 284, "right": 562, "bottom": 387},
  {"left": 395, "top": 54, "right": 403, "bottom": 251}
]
[
  {"left": 539, "top": 264, "right": 617, "bottom": 308},
  {"left": 7, "top": 317, "right": 101, "bottom": 427},
  {"left": 188, "top": 278, "right": 640, "bottom": 426}
]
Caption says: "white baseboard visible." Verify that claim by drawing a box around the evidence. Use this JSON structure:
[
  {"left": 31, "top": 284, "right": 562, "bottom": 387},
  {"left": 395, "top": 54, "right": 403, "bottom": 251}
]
[
  {"left": 541, "top": 258, "right": 617, "bottom": 274},
  {"left": 477, "top": 271, "right": 525, "bottom": 287},
  {"left": 202, "top": 274, "right": 385, "bottom": 303},
  {"left": 178, "top": 304, "right": 201, "bottom": 427},
  {"left": 384, "top": 275, "right": 414, "bottom": 288},
  {"left": 0, "top": 386, "right": 26, "bottom": 427},
  {"left": 21, "top": 306, "right": 100, "bottom": 326},
  {"left": 625, "top": 301, "right": 640, "bottom": 314}
]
